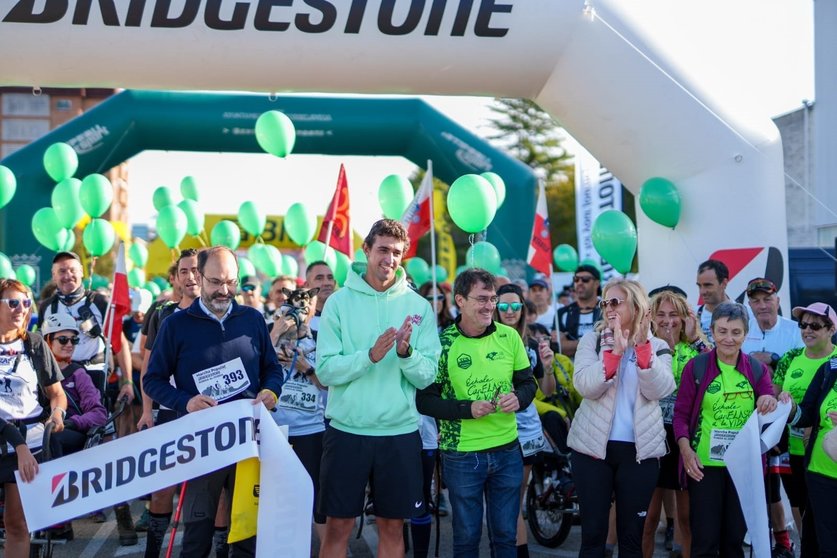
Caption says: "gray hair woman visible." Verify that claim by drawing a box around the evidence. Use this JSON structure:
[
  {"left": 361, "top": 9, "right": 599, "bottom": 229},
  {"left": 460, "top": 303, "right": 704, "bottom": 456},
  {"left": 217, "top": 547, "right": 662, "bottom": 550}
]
[{"left": 673, "top": 302, "right": 777, "bottom": 557}]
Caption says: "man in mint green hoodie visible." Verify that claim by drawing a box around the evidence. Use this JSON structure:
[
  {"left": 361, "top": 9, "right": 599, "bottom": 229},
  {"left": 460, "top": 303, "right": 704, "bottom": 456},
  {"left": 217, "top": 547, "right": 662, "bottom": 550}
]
[{"left": 316, "top": 219, "right": 442, "bottom": 558}]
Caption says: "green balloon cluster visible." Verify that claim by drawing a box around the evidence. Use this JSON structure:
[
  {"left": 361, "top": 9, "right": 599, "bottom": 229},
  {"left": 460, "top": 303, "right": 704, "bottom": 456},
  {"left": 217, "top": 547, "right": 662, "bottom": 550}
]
[
  {"left": 282, "top": 254, "right": 299, "bottom": 278},
  {"left": 129, "top": 242, "right": 149, "bottom": 268},
  {"left": 433, "top": 264, "right": 448, "bottom": 283},
  {"left": 378, "top": 175, "right": 413, "bottom": 220},
  {"left": 43, "top": 143, "right": 78, "bottom": 182},
  {"left": 157, "top": 205, "right": 187, "bottom": 249},
  {"left": 447, "top": 174, "right": 498, "bottom": 233},
  {"left": 177, "top": 199, "right": 205, "bottom": 236},
  {"left": 51, "top": 178, "right": 84, "bottom": 229},
  {"left": 249, "top": 244, "right": 282, "bottom": 277},
  {"left": 15, "top": 264, "right": 35, "bottom": 285},
  {"left": 639, "top": 177, "right": 681, "bottom": 228},
  {"left": 334, "top": 251, "right": 351, "bottom": 286},
  {"left": 0, "top": 165, "right": 17, "bottom": 210},
  {"left": 466, "top": 241, "right": 502, "bottom": 273},
  {"left": 0, "top": 253, "right": 14, "bottom": 279},
  {"left": 128, "top": 268, "right": 146, "bottom": 288},
  {"left": 32, "top": 208, "right": 70, "bottom": 251},
  {"left": 59, "top": 229, "right": 76, "bottom": 252},
  {"left": 153, "top": 186, "right": 175, "bottom": 211},
  {"left": 238, "top": 257, "right": 257, "bottom": 280},
  {"left": 144, "top": 281, "right": 162, "bottom": 297},
  {"left": 180, "top": 176, "right": 199, "bottom": 202},
  {"left": 480, "top": 172, "right": 506, "bottom": 207},
  {"left": 553, "top": 244, "right": 579, "bottom": 272},
  {"left": 591, "top": 210, "right": 637, "bottom": 274},
  {"left": 238, "top": 201, "right": 266, "bottom": 237},
  {"left": 82, "top": 218, "right": 115, "bottom": 257},
  {"left": 151, "top": 276, "right": 171, "bottom": 291},
  {"left": 405, "top": 258, "right": 431, "bottom": 285},
  {"left": 284, "top": 203, "right": 317, "bottom": 246},
  {"left": 354, "top": 248, "right": 367, "bottom": 263},
  {"left": 211, "top": 220, "right": 241, "bottom": 250},
  {"left": 80, "top": 174, "right": 113, "bottom": 218},
  {"left": 304, "top": 241, "right": 337, "bottom": 271},
  {"left": 90, "top": 274, "right": 109, "bottom": 291},
  {"left": 255, "top": 111, "right": 296, "bottom": 158}
]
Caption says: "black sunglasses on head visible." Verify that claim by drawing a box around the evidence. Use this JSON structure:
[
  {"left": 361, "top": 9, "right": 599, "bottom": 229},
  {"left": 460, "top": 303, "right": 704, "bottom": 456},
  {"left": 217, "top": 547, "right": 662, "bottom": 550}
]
[{"left": 55, "top": 335, "right": 80, "bottom": 346}]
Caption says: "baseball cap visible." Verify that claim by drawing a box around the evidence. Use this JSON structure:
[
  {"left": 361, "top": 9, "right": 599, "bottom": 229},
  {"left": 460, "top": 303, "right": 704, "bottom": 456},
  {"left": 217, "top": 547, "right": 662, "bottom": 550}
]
[
  {"left": 528, "top": 278, "right": 550, "bottom": 290},
  {"left": 792, "top": 302, "right": 837, "bottom": 326},
  {"left": 240, "top": 275, "right": 260, "bottom": 292},
  {"left": 574, "top": 264, "right": 601, "bottom": 281},
  {"left": 746, "top": 277, "right": 777, "bottom": 296},
  {"left": 52, "top": 251, "right": 81, "bottom": 264},
  {"left": 41, "top": 313, "right": 80, "bottom": 335}
]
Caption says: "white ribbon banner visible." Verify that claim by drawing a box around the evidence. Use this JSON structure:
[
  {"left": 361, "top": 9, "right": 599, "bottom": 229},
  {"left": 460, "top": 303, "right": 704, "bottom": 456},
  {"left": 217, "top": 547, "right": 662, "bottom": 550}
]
[{"left": 16, "top": 401, "right": 313, "bottom": 557}]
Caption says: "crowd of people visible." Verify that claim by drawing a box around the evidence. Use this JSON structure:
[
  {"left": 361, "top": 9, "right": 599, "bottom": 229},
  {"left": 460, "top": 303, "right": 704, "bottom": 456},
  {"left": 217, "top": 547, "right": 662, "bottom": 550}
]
[{"left": 1, "top": 219, "right": 836, "bottom": 558}]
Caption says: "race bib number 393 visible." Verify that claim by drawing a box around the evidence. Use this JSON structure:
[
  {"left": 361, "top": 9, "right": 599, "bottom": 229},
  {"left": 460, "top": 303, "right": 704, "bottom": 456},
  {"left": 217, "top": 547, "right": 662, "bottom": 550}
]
[{"left": 193, "top": 357, "right": 251, "bottom": 402}]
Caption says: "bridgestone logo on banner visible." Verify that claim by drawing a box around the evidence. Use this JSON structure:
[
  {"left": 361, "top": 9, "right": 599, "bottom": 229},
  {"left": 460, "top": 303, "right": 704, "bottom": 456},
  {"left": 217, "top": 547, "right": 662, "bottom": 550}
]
[{"left": 17, "top": 401, "right": 313, "bottom": 557}]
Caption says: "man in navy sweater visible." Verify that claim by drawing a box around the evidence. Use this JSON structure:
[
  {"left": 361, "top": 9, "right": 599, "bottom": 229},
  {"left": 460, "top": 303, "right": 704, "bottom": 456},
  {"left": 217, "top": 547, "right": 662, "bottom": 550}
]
[{"left": 144, "top": 246, "right": 283, "bottom": 556}]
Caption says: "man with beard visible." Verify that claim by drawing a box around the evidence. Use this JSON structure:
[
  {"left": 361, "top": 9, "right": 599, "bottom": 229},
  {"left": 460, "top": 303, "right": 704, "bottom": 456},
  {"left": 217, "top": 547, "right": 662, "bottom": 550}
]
[
  {"left": 556, "top": 264, "right": 602, "bottom": 358},
  {"left": 305, "top": 260, "right": 336, "bottom": 339},
  {"left": 144, "top": 246, "right": 283, "bottom": 557}
]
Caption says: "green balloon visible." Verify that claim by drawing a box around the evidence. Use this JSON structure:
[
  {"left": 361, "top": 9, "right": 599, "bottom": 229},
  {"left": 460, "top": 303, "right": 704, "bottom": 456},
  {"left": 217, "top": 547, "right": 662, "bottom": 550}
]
[
  {"left": 129, "top": 242, "right": 149, "bottom": 268},
  {"left": 447, "top": 174, "right": 498, "bottom": 233},
  {"left": 255, "top": 110, "right": 296, "bottom": 158},
  {"left": 90, "top": 274, "right": 109, "bottom": 291},
  {"left": 639, "top": 177, "right": 681, "bottom": 228},
  {"left": 284, "top": 203, "right": 317, "bottom": 246},
  {"left": 128, "top": 268, "right": 146, "bottom": 288},
  {"left": 238, "top": 201, "right": 266, "bottom": 237},
  {"left": 480, "top": 172, "right": 506, "bottom": 208},
  {"left": 144, "top": 281, "right": 161, "bottom": 297},
  {"left": 405, "top": 257, "right": 431, "bottom": 286},
  {"left": 592, "top": 210, "right": 637, "bottom": 274},
  {"left": 156, "top": 205, "right": 188, "bottom": 249},
  {"left": 31, "top": 208, "right": 67, "bottom": 251},
  {"left": 248, "top": 244, "right": 281, "bottom": 277},
  {"left": 333, "top": 251, "right": 351, "bottom": 287},
  {"left": 82, "top": 218, "right": 115, "bottom": 257},
  {"left": 0, "top": 165, "right": 17, "bottom": 210},
  {"left": 180, "top": 176, "right": 199, "bottom": 202},
  {"left": 43, "top": 142, "right": 78, "bottom": 182},
  {"left": 152, "top": 186, "right": 175, "bottom": 211},
  {"left": 553, "top": 244, "right": 579, "bottom": 272},
  {"left": 0, "top": 253, "right": 15, "bottom": 279},
  {"left": 238, "top": 257, "right": 257, "bottom": 280},
  {"left": 433, "top": 264, "right": 448, "bottom": 283},
  {"left": 51, "top": 178, "right": 84, "bottom": 229},
  {"left": 177, "top": 199, "right": 205, "bottom": 236},
  {"left": 354, "top": 248, "right": 367, "bottom": 263},
  {"left": 79, "top": 174, "right": 113, "bottom": 218},
  {"left": 59, "top": 228, "right": 76, "bottom": 252},
  {"left": 282, "top": 254, "right": 299, "bottom": 278},
  {"left": 304, "top": 241, "right": 337, "bottom": 271},
  {"left": 455, "top": 264, "right": 470, "bottom": 277},
  {"left": 211, "top": 220, "right": 241, "bottom": 250},
  {"left": 466, "top": 241, "right": 502, "bottom": 272},
  {"left": 580, "top": 259, "right": 603, "bottom": 277},
  {"left": 15, "top": 264, "right": 36, "bottom": 286},
  {"left": 378, "top": 174, "right": 413, "bottom": 220}
]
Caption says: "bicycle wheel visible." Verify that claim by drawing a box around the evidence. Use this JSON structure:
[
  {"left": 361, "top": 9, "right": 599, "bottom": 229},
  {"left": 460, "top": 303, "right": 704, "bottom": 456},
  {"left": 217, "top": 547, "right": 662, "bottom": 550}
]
[{"left": 526, "top": 462, "right": 573, "bottom": 547}]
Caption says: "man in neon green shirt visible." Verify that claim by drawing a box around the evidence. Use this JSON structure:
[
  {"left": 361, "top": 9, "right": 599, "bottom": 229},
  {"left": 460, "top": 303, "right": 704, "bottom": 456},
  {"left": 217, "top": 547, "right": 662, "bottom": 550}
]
[{"left": 417, "top": 268, "right": 537, "bottom": 558}]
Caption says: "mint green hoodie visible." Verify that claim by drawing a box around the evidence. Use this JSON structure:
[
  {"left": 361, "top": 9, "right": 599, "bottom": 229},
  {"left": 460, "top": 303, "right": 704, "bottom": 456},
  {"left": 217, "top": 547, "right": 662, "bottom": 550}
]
[{"left": 316, "top": 263, "right": 442, "bottom": 436}]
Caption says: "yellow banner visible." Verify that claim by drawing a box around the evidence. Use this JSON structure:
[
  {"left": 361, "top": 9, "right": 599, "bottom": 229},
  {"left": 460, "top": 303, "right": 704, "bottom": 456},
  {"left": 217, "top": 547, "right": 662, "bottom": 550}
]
[{"left": 433, "top": 190, "right": 457, "bottom": 280}]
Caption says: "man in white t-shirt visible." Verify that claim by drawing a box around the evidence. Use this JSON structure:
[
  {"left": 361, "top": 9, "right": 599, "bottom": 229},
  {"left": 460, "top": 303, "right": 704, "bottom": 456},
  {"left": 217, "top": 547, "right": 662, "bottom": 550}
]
[{"left": 529, "top": 277, "right": 557, "bottom": 331}]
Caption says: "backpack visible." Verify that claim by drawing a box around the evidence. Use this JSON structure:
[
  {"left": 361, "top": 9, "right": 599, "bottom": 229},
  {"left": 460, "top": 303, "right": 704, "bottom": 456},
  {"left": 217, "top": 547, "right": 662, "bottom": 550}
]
[{"left": 689, "top": 351, "right": 765, "bottom": 388}]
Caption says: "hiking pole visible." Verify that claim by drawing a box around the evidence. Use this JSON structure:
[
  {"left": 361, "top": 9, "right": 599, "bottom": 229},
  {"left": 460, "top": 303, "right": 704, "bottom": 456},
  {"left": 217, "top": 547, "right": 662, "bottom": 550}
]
[{"left": 165, "top": 481, "right": 188, "bottom": 558}]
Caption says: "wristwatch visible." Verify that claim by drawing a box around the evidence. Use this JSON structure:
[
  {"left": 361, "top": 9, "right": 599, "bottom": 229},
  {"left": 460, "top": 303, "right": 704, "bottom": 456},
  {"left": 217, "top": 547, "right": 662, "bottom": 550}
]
[{"left": 770, "top": 352, "right": 781, "bottom": 367}]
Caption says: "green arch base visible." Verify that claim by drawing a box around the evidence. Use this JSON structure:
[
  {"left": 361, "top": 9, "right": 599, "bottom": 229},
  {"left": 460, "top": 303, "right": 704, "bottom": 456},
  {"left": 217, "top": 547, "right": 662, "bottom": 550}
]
[{"left": 0, "top": 90, "right": 537, "bottom": 282}]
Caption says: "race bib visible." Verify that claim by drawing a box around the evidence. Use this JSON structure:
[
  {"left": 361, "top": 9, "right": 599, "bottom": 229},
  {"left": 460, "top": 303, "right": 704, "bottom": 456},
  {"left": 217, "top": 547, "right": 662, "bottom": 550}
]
[
  {"left": 790, "top": 426, "right": 805, "bottom": 440},
  {"left": 660, "top": 394, "right": 676, "bottom": 425},
  {"left": 277, "top": 380, "right": 319, "bottom": 413},
  {"left": 709, "top": 429, "right": 738, "bottom": 462},
  {"left": 193, "top": 358, "right": 250, "bottom": 402},
  {"left": 520, "top": 434, "right": 547, "bottom": 457}
]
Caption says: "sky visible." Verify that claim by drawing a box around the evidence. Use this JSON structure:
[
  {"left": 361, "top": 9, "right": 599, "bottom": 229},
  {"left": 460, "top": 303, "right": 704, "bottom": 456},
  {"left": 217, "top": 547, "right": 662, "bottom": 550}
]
[{"left": 127, "top": 0, "right": 815, "bottom": 239}]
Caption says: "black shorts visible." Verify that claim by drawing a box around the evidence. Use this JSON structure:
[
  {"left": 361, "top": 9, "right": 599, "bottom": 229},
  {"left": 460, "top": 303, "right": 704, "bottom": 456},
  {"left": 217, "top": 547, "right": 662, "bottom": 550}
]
[
  {"left": 289, "top": 431, "right": 326, "bottom": 524},
  {"left": 658, "top": 425, "right": 681, "bottom": 490},
  {"left": 318, "top": 426, "right": 423, "bottom": 519},
  {"left": 0, "top": 447, "right": 45, "bottom": 484},
  {"left": 780, "top": 454, "right": 808, "bottom": 509}
]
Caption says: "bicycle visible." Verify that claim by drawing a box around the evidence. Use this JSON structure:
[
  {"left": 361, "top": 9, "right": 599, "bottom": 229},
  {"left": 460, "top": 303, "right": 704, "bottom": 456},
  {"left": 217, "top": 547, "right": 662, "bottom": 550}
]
[{"left": 526, "top": 445, "right": 578, "bottom": 548}]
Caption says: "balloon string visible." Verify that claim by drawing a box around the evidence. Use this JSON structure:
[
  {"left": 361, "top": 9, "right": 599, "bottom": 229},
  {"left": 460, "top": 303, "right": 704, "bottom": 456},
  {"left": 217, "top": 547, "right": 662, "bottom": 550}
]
[
  {"left": 195, "top": 234, "right": 207, "bottom": 247},
  {"left": 170, "top": 248, "right": 178, "bottom": 262},
  {"left": 87, "top": 257, "right": 97, "bottom": 290}
]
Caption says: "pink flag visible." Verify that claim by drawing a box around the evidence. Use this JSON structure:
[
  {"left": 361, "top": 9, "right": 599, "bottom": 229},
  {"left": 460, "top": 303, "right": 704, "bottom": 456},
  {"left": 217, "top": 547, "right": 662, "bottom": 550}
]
[{"left": 527, "top": 182, "right": 553, "bottom": 277}]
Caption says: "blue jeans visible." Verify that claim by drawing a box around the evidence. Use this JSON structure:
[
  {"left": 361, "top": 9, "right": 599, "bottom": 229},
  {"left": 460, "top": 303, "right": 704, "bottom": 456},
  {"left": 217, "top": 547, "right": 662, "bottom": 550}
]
[{"left": 442, "top": 446, "right": 523, "bottom": 558}]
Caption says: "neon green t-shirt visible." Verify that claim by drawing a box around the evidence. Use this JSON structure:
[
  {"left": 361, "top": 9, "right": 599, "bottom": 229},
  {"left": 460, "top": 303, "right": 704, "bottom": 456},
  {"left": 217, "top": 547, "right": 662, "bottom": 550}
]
[
  {"left": 436, "top": 322, "right": 531, "bottom": 452},
  {"left": 775, "top": 346, "right": 837, "bottom": 455},
  {"left": 808, "top": 382, "right": 837, "bottom": 479},
  {"left": 694, "top": 360, "right": 754, "bottom": 467},
  {"left": 660, "top": 342, "right": 699, "bottom": 424}
]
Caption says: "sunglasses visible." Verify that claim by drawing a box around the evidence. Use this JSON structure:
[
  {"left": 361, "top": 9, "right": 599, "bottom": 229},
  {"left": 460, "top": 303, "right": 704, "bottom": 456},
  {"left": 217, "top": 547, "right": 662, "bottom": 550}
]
[
  {"left": 798, "top": 321, "right": 827, "bottom": 331},
  {"left": 574, "top": 275, "right": 594, "bottom": 283},
  {"left": 497, "top": 302, "right": 523, "bottom": 313},
  {"left": 425, "top": 294, "right": 445, "bottom": 302},
  {"left": 599, "top": 297, "right": 625, "bottom": 310},
  {"left": 241, "top": 285, "right": 256, "bottom": 293},
  {"left": 0, "top": 298, "right": 32, "bottom": 310},
  {"left": 55, "top": 335, "right": 80, "bottom": 346}
]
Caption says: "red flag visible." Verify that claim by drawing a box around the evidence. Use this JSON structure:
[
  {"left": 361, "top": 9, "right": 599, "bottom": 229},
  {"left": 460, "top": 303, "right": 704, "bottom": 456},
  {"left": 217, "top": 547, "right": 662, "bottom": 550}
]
[
  {"left": 528, "top": 182, "right": 553, "bottom": 277},
  {"left": 317, "top": 164, "right": 352, "bottom": 256},
  {"left": 104, "top": 243, "right": 131, "bottom": 354},
  {"left": 401, "top": 169, "right": 433, "bottom": 259}
]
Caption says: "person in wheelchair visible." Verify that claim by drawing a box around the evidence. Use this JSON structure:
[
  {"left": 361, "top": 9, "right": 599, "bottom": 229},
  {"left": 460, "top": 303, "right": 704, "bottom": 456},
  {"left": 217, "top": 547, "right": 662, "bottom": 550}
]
[{"left": 42, "top": 314, "right": 107, "bottom": 456}]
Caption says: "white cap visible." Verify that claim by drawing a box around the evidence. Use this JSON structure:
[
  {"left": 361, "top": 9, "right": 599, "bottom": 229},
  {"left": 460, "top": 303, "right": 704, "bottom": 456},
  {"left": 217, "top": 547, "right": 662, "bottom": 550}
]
[
  {"left": 131, "top": 288, "right": 153, "bottom": 314},
  {"left": 42, "top": 313, "right": 80, "bottom": 335}
]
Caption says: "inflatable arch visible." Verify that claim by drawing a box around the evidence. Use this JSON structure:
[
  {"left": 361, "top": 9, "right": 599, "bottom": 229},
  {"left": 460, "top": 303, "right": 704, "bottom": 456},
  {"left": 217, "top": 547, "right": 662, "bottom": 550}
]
[
  {"left": 0, "top": 90, "right": 537, "bottom": 280},
  {"left": 0, "top": 0, "right": 788, "bottom": 307}
]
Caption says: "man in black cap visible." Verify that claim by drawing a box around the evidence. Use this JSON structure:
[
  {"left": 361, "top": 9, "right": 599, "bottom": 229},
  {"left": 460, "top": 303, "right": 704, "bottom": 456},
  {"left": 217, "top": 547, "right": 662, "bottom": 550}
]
[
  {"left": 556, "top": 264, "right": 602, "bottom": 358},
  {"left": 239, "top": 275, "right": 264, "bottom": 313}
]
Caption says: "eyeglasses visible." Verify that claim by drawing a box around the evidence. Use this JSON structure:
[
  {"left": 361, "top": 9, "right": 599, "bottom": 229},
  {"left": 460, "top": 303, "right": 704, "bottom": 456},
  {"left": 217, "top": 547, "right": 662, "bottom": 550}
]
[
  {"left": 0, "top": 298, "right": 32, "bottom": 310},
  {"left": 798, "top": 321, "right": 827, "bottom": 331},
  {"left": 55, "top": 335, "right": 80, "bottom": 346},
  {"left": 425, "top": 294, "right": 445, "bottom": 302},
  {"left": 574, "top": 275, "right": 594, "bottom": 284},
  {"left": 723, "top": 391, "right": 754, "bottom": 402},
  {"left": 599, "top": 297, "right": 625, "bottom": 310},
  {"left": 497, "top": 302, "right": 523, "bottom": 313},
  {"left": 241, "top": 284, "right": 256, "bottom": 293},
  {"left": 203, "top": 276, "right": 239, "bottom": 289},
  {"left": 467, "top": 295, "right": 499, "bottom": 306}
]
